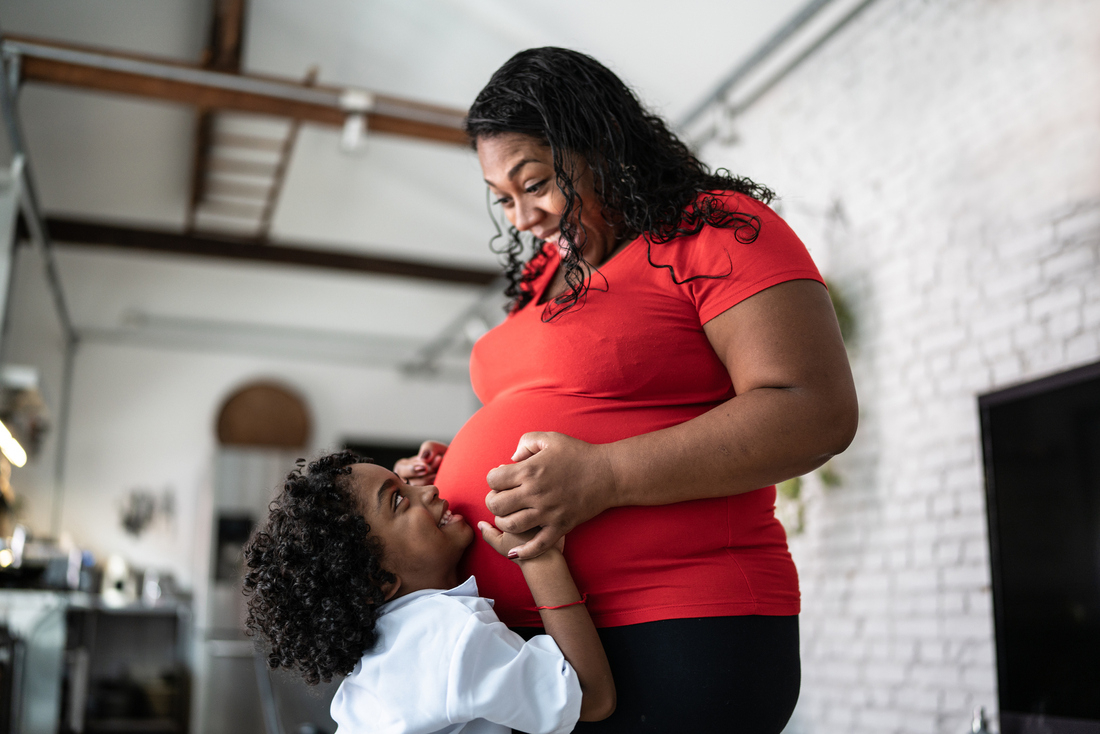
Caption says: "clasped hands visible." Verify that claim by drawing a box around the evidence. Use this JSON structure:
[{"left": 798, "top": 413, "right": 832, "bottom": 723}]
[
  {"left": 396, "top": 432, "right": 614, "bottom": 559},
  {"left": 488, "top": 432, "right": 615, "bottom": 559}
]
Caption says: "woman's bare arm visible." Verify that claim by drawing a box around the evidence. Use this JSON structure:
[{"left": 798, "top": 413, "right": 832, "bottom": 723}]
[{"left": 485, "top": 279, "right": 858, "bottom": 558}]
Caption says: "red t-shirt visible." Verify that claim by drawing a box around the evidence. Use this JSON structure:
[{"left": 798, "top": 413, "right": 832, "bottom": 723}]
[{"left": 435, "top": 193, "right": 823, "bottom": 628}]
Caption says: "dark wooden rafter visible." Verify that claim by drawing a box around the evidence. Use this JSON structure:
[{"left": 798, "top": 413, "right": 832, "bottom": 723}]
[
  {"left": 2, "top": 31, "right": 484, "bottom": 289},
  {"left": 187, "top": 109, "right": 216, "bottom": 229},
  {"left": 188, "top": 0, "right": 247, "bottom": 230},
  {"left": 39, "top": 217, "right": 499, "bottom": 286},
  {"left": 257, "top": 66, "right": 317, "bottom": 238},
  {"left": 3, "top": 35, "right": 468, "bottom": 145},
  {"left": 205, "top": 0, "right": 247, "bottom": 72}
]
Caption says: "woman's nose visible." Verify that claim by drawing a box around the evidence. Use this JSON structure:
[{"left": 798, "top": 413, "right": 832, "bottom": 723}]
[{"left": 512, "top": 200, "right": 542, "bottom": 232}]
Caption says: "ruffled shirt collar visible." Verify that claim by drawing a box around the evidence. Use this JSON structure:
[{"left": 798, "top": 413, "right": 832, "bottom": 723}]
[{"left": 378, "top": 575, "right": 483, "bottom": 615}]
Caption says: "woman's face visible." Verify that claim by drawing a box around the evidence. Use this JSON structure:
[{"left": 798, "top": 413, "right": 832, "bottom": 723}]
[{"left": 477, "top": 133, "right": 619, "bottom": 264}]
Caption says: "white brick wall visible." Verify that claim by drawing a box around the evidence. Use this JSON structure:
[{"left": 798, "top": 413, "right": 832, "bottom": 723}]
[{"left": 698, "top": 1, "right": 1100, "bottom": 732}]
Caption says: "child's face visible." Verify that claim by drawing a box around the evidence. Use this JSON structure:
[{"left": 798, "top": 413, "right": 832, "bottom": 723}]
[{"left": 351, "top": 463, "right": 474, "bottom": 598}]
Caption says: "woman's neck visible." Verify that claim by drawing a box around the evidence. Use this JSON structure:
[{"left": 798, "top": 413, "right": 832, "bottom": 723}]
[{"left": 537, "top": 233, "right": 634, "bottom": 305}]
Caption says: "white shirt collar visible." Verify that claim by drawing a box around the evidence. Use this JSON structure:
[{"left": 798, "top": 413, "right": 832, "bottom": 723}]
[{"left": 378, "top": 575, "right": 482, "bottom": 615}]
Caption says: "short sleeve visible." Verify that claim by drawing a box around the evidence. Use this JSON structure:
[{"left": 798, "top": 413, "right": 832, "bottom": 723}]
[
  {"left": 445, "top": 610, "right": 582, "bottom": 734},
  {"left": 646, "top": 194, "right": 824, "bottom": 325}
]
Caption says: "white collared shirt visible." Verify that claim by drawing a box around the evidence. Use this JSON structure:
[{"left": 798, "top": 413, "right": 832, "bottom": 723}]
[{"left": 330, "top": 576, "right": 581, "bottom": 734}]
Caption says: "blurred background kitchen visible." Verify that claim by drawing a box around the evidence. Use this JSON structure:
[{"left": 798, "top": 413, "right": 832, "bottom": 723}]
[{"left": 0, "top": 1, "right": 1096, "bottom": 733}]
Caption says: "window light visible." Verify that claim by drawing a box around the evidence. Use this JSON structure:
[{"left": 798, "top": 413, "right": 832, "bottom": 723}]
[{"left": 0, "top": 420, "right": 26, "bottom": 468}]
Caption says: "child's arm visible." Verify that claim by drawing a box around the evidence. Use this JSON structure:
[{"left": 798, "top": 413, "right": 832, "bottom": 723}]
[{"left": 479, "top": 522, "right": 616, "bottom": 722}]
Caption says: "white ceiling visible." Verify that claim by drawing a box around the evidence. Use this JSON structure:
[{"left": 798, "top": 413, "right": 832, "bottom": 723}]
[{"left": 0, "top": 0, "right": 807, "bottom": 373}]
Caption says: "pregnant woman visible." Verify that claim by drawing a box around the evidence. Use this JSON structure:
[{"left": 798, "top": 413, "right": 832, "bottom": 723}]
[{"left": 397, "top": 47, "right": 858, "bottom": 733}]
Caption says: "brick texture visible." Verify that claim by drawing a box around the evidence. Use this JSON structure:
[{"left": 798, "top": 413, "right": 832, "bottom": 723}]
[{"left": 698, "top": 1, "right": 1100, "bottom": 732}]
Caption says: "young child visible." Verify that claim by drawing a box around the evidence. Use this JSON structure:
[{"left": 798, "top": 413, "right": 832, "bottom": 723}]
[{"left": 242, "top": 449, "right": 615, "bottom": 734}]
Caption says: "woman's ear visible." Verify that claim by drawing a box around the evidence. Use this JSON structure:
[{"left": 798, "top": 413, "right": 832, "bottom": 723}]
[{"left": 381, "top": 576, "right": 402, "bottom": 602}]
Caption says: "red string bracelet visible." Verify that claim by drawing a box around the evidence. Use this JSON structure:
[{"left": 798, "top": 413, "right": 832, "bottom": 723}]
[{"left": 537, "top": 593, "right": 587, "bottom": 611}]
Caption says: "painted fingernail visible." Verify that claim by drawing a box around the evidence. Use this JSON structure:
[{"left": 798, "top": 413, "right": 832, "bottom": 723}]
[
  {"left": 420, "top": 449, "right": 431, "bottom": 460},
  {"left": 412, "top": 465, "right": 426, "bottom": 474},
  {"left": 507, "top": 549, "right": 519, "bottom": 559}
]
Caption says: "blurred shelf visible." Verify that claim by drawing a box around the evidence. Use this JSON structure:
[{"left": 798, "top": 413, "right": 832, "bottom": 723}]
[{"left": 85, "top": 717, "right": 181, "bottom": 733}]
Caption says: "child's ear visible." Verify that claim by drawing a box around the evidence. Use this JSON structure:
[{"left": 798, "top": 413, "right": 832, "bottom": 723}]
[{"left": 381, "top": 576, "right": 402, "bottom": 602}]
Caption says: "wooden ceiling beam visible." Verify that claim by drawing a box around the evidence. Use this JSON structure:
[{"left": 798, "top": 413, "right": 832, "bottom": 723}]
[
  {"left": 3, "top": 35, "right": 469, "bottom": 146},
  {"left": 206, "top": 0, "right": 247, "bottom": 72},
  {"left": 40, "top": 216, "right": 499, "bottom": 286},
  {"left": 257, "top": 66, "right": 317, "bottom": 239},
  {"left": 188, "top": 0, "right": 249, "bottom": 229}
]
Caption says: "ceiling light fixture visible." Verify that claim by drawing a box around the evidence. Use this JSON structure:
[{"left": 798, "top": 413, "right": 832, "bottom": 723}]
[{"left": 339, "top": 89, "right": 375, "bottom": 153}]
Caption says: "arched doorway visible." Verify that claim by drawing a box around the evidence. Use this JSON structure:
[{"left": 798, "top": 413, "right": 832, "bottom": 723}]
[{"left": 199, "top": 381, "right": 334, "bottom": 734}]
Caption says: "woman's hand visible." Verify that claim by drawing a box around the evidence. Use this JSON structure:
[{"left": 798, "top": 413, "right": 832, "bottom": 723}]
[
  {"left": 485, "top": 432, "right": 615, "bottom": 560},
  {"left": 393, "top": 440, "right": 448, "bottom": 486},
  {"left": 478, "top": 521, "right": 565, "bottom": 560}
]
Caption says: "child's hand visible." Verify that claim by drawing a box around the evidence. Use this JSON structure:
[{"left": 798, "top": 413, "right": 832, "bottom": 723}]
[
  {"left": 394, "top": 440, "right": 448, "bottom": 486},
  {"left": 478, "top": 522, "right": 564, "bottom": 561}
]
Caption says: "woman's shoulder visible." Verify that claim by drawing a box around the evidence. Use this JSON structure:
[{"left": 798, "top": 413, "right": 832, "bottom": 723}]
[
  {"left": 638, "top": 192, "right": 779, "bottom": 273},
  {"left": 690, "top": 189, "right": 782, "bottom": 224},
  {"left": 635, "top": 189, "right": 817, "bottom": 300},
  {"left": 681, "top": 190, "right": 804, "bottom": 250}
]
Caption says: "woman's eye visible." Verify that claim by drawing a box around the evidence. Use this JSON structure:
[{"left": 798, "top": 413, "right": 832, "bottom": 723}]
[
  {"left": 493, "top": 196, "right": 511, "bottom": 207},
  {"left": 393, "top": 492, "right": 405, "bottom": 511},
  {"left": 524, "top": 180, "right": 545, "bottom": 194}
]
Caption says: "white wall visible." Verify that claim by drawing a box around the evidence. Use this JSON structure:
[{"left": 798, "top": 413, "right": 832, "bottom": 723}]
[
  {"left": 62, "top": 342, "right": 477, "bottom": 590},
  {"left": 3, "top": 258, "right": 478, "bottom": 589},
  {"left": 698, "top": 1, "right": 1100, "bottom": 732},
  {"left": 2, "top": 247, "right": 68, "bottom": 535}
]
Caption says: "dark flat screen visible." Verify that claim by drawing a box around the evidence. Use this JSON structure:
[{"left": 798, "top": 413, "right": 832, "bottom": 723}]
[{"left": 980, "top": 360, "right": 1100, "bottom": 726}]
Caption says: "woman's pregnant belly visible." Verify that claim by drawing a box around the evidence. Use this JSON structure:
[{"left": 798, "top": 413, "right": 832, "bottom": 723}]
[{"left": 434, "top": 391, "right": 797, "bottom": 628}]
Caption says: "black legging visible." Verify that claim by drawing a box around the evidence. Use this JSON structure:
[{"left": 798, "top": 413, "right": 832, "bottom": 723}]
[{"left": 514, "top": 615, "right": 800, "bottom": 734}]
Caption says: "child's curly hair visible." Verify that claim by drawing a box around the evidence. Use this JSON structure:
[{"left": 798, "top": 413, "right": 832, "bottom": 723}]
[{"left": 243, "top": 450, "right": 395, "bottom": 685}]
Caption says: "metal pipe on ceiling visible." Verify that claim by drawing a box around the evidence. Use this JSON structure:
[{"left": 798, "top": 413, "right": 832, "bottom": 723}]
[
  {"left": 678, "top": 0, "right": 837, "bottom": 131},
  {"left": 678, "top": 0, "right": 881, "bottom": 133},
  {"left": 0, "top": 40, "right": 80, "bottom": 539},
  {"left": 402, "top": 276, "right": 508, "bottom": 377},
  {"left": 1, "top": 35, "right": 469, "bottom": 145},
  {"left": 0, "top": 51, "right": 76, "bottom": 343}
]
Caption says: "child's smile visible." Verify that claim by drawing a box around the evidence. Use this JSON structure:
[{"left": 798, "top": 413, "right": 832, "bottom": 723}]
[{"left": 351, "top": 463, "right": 474, "bottom": 598}]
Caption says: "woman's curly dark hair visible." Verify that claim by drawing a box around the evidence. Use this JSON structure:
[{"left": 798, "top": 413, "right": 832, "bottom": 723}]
[
  {"left": 243, "top": 450, "right": 394, "bottom": 685},
  {"left": 466, "top": 46, "right": 775, "bottom": 320}
]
